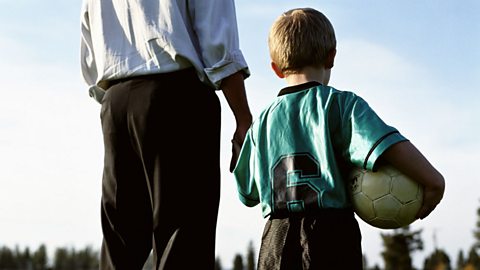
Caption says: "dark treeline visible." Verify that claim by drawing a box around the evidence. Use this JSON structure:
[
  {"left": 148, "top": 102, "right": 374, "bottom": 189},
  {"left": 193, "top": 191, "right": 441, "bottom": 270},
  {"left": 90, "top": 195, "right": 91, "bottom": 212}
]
[
  {"left": 1, "top": 203, "right": 480, "bottom": 270},
  {"left": 0, "top": 244, "right": 98, "bottom": 270},
  {"left": 218, "top": 227, "right": 480, "bottom": 270},
  {"left": 363, "top": 226, "right": 480, "bottom": 270}
]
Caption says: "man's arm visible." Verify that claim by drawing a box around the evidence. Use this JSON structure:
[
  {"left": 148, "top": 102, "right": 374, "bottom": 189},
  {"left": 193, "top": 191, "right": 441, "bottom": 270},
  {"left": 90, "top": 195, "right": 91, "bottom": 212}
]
[
  {"left": 379, "top": 140, "right": 445, "bottom": 220},
  {"left": 220, "top": 72, "right": 252, "bottom": 172}
]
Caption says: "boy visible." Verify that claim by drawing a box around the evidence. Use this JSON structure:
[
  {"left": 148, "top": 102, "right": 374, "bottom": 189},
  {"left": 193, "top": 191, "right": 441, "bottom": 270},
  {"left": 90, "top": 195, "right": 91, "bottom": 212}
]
[{"left": 232, "top": 8, "right": 445, "bottom": 270}]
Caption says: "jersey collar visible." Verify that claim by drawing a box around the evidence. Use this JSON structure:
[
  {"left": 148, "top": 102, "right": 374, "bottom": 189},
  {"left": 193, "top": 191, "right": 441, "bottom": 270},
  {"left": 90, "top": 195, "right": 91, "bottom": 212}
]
[{"left": 278, "top": 81, "right": 322, "bottom": 96}]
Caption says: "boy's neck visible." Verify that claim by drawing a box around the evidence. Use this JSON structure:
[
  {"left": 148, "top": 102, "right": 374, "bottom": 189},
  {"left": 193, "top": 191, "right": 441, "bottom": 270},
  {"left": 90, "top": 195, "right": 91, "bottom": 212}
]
[{"left": 285, "top": 66, "right": 331, "bottom": 86}]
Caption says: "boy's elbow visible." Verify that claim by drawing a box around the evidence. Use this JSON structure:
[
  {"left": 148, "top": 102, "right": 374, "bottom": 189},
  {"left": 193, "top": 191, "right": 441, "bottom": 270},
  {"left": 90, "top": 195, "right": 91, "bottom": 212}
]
[
  {"left": 426, "top": 170, "right": 445, "bottom": 198},
  {"left": 434, "top": 172, "right": 445, "bottom": 193}
]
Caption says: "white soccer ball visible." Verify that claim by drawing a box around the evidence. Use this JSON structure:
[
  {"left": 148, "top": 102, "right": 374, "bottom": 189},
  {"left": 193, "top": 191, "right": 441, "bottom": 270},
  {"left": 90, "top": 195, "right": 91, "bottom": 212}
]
[{"left": 349, "top": 165, "right": 424, "bottom": 229}]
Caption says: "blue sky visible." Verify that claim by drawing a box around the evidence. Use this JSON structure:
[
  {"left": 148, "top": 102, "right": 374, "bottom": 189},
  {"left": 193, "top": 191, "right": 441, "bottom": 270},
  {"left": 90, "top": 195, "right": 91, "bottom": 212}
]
[{"left": 0, "top": 1, "right": 479, "bottom": 268}]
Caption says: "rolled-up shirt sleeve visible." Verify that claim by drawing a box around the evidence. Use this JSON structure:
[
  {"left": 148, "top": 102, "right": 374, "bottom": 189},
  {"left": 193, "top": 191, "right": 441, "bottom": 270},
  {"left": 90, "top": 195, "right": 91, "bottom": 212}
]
[{"left": 189, "top": 0, "right": 250, "bottom": 88}]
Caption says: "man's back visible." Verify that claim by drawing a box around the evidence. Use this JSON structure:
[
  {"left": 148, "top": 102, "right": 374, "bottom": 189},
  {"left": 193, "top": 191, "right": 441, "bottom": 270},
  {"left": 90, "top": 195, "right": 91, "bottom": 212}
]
[{"left": 81, "top": 0, "right": 247, "bottom": 103}]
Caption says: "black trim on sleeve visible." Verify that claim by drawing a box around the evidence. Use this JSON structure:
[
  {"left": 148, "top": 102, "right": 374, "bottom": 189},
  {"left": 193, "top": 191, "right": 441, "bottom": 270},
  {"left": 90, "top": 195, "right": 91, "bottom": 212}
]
[{"left": 363, "top": 131, "right": 399, "bottom": 170}]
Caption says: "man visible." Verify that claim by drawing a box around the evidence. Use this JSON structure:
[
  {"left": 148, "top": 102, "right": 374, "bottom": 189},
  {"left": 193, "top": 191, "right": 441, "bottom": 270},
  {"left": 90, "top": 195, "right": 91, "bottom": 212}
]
[{"left": 80, "top": 1, "right": 252, "bottom": 269}]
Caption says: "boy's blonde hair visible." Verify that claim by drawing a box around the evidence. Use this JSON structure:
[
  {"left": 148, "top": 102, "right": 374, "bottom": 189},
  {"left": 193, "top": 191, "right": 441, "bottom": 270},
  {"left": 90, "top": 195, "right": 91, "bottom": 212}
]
[{"left": 268, "top": 8, "right": 336, "bottom": 75}]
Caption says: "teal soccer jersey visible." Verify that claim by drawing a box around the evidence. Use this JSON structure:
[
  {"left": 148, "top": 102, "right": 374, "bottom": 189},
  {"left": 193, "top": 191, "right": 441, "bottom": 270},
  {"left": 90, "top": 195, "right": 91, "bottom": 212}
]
[{"left": 233, "top": 81, "right": 407, "bottom": 218}]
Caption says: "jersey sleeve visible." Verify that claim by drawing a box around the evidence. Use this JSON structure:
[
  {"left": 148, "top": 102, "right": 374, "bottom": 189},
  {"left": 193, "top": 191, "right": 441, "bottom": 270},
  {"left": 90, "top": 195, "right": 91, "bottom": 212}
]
[
  {"left": 233, "top": 129, "right": 260, "bottom": 207},
  {"left": 342, "top": 95, "right": 408, "bottom": 170}
]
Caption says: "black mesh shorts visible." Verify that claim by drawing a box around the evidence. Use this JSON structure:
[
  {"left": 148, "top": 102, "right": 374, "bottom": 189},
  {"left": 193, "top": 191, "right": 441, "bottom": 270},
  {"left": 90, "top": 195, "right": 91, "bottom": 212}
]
[{"left": 258, "top": 210, "right": 363, "bottom": 270}]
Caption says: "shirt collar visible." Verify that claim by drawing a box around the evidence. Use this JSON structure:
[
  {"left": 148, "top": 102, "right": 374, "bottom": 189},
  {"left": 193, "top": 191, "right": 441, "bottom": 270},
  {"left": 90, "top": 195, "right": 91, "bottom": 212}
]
[{"left": 278, "top": 81, "right": 322, "bottom": 97}]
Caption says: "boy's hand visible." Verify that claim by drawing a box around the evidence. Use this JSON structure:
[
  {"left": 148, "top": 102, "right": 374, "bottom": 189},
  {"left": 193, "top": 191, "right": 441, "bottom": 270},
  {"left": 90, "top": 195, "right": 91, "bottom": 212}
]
[{"left": 416, "top": 182, "right": 445, "bottom": 220}]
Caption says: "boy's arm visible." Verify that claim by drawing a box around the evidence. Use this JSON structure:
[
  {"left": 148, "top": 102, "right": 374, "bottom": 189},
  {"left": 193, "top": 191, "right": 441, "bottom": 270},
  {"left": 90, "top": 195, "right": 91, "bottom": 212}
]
[
  {"left": 379, "top": 141, "right": 445, "bottom": 220},
  {"left": 232, "top": 130, "right": 260, "bottom": 207}
]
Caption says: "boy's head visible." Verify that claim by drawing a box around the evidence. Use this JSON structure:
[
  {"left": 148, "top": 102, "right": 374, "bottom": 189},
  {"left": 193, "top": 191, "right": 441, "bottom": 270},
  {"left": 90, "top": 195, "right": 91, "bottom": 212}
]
[{"left": 268, "top": 8, "right": 336, "bottom": 75}]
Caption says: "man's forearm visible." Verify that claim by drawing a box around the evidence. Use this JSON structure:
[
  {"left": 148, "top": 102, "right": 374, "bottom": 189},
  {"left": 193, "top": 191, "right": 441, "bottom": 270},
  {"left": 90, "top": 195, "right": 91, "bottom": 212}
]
[{"left": 220, "top": 71, "right": 252, "bottom": 132}]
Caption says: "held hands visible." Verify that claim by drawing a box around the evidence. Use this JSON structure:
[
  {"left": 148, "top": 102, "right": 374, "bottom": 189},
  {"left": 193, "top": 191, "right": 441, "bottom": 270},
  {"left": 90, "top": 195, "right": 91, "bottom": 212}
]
[
  {"left": 229, "top": 126, "right": 249, "bottom": 173},
  {"left": 229, "top": 136, "right": 243, "bottom": 173}
]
